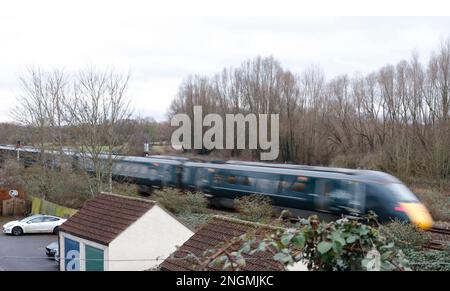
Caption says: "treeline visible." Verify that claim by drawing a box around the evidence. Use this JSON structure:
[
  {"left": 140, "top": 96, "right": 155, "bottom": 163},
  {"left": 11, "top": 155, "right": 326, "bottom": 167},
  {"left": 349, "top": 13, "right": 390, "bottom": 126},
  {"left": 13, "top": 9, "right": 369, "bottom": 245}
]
[
  {"left": 2, "top": 67, "right": 169, "bottom": 195},
  {"left": 0, "top": 119, "right": 169, "bottom": 156},
  {"left": 170, "top": 39, "right": 450, "bottom": 181}
]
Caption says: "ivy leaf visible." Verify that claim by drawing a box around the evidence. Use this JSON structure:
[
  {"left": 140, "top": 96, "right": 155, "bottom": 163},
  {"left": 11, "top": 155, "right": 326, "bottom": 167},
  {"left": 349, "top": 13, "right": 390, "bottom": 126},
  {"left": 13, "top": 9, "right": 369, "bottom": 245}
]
[
  {"left": 292, "top": 233, "right": 306, "bottom": 249},
  {"left": 333, "top": 241, "right": 344, "bottom": 253},
  {"left": 273, "top": 252, "right": 292, "bottom": 264},
  {"left": 236, "top": 256, "right": 246, "bottom": 267},
  {"left": 358, "top": 227, "right": 369, "bottom": 236},
  {"left": 281, "top": 233, "right": 295, "bottom": 246},
  {"left": 317, "top": 241, "right": 333, "bottom": 254},
  {"left": 333, "top": 236, "right": 346, "bottom": 246},
  {"left": 223, "top": 261, "right": 232, "bottom": 270},
  {"left": 241, "top": 243, "right": 251, "bottom": 254},
  {"left": 213, "top": 255, "right": 227, "bottom": 267},
  {"left": 346, "top": 235, "right": 358, "bottom": 244},
  {"left": 250, "top": 242, "right": 267, "bottom": 255}
]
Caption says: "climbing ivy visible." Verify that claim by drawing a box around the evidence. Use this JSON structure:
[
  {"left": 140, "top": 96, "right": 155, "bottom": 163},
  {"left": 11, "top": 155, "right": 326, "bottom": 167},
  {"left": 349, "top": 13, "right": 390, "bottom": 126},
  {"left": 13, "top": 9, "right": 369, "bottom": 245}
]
[{"left": 209, "top": 213, "right": 411, "bottom": 271}]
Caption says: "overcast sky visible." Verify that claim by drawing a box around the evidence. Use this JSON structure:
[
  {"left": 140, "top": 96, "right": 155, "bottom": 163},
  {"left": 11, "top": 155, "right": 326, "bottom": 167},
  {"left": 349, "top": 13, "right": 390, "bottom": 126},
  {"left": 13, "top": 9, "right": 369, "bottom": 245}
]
[{"left": 1, "top": 1, "right": 450, "bottom": 122}]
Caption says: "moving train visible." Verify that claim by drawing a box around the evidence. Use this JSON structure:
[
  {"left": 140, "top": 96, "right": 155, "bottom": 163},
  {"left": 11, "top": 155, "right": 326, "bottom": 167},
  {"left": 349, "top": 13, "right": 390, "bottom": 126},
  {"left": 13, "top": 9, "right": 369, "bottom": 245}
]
[{"left": 0, "top": 144, "right": 434, "bottom": 229}]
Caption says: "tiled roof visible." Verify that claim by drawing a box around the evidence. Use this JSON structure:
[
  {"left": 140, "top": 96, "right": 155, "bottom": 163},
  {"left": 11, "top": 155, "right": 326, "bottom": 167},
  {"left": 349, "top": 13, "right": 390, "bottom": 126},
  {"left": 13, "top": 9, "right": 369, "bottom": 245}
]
[
  {"left": 60, "top": 193, "right": 154, "bottom": 245},
  {"left": 160, "top": 216, "right": 285, "bottom": 271}
]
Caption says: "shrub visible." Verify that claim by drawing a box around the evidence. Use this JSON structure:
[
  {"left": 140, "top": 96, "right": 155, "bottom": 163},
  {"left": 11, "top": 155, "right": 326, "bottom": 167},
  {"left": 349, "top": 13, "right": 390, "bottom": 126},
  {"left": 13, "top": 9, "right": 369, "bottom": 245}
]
[
  {"left": 210, "top": 215, "right": 411, "bottom": 271},
  {"left": 234, "top": 194, "right": 273, "bottom": 223},
  {"left": 185, "top": 192, "right": 209, "bottom": 214},
  {"left": 379, "top": 220, "right": 432, "bottom": 251},
  {"left": 152, "top": 188, "right": 184, "bottom": 213},
  {"left": 15, "top": 165, "right": 92, "bottom": 209},
  {"left": 380, "top": 220, "right": 450, "bottom": 271},
  {"left": 404, "top": 248, "right": 450, "bottom": 271},
  {"left": 112, "top": 182, "right": 140, "bottom": 197},
  {"left": 152, "top": 188, "right": 208, "bottom": 214},
  {"left": 43, "top": 171, "right": 92, "bottom": 209},
  {"left": 0, "top": 159, "right": 26, "bottom": 188},
  {"left": 176, "top": 213, "right": 215, "bottom": 231}
]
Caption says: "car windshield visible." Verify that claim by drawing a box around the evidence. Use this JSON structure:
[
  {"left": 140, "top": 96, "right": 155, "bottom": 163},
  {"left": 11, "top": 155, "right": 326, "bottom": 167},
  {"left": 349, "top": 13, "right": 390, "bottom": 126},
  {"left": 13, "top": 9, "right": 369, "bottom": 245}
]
[
  {"left": 388, "top": 183, "right": 419, "bottom": 202},
  {"left": 19, "top": 215, "right": 41, "bottom": 223}
]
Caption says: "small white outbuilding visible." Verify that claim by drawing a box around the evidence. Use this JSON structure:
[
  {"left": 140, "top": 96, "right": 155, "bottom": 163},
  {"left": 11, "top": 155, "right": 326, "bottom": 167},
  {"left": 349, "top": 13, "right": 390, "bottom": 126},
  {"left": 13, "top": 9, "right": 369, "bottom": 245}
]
[{"left": 59, "top": 193, "right": 194, "bottom": 271}]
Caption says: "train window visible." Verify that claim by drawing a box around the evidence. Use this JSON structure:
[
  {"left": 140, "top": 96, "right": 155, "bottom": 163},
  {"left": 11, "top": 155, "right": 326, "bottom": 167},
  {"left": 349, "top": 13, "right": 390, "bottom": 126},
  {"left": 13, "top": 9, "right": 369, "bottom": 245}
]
[
  {"left": 113, "top": 164, "right": 122, "bottom": 172},
  {"left": 134, "top": 165, "right": 140, "bottom": 173},
  {"left": 387, "top": 183, "right": 419, "bottom": 202},
  {"left": 278, "top": 179, "right": 290, "bottom": 191},
  {"left": 161, "top": 165, "right": 172, "bottom": 181},
  {"left": 240, "top": 176, "right": 255, "bottom": 186},
  {"left": 257, "top": 178, "right": 278, "bottom": 191},
  {"left": 139, "top": 166, "right": 148, "bottom": 175},
  {"left": 325, "top": 180, "right": 354, "bottom": 201},
  {"left": 214, "top": 174, "right": 225, "bottom": 184},
  {"left": 287, "top": 176, "right": 310, "bottom": 192},
  {"left": 320, "top": 179, "right": 365, "bottom": 214},
  {"left": 196, "top": 168, "right": 209, "bottom": 186},
  {"left": 150, "top": 169, "right": 158, "bottom": 178},
  {"left": 292, "top": 181, "right": 306, "bottom": 192},
  {"left": 227, "top": 175, "right": 237, "bottom": 184}
]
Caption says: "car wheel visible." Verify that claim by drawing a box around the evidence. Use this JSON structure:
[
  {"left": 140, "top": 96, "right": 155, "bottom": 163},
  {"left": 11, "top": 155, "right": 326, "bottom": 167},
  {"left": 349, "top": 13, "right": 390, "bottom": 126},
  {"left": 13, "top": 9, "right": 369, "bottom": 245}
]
[
  {"left": 53, "top": 226, "right": 59, "bottom": 235},
  {"left": 12, "top": 226, "right": 23, "bottom": 236}
]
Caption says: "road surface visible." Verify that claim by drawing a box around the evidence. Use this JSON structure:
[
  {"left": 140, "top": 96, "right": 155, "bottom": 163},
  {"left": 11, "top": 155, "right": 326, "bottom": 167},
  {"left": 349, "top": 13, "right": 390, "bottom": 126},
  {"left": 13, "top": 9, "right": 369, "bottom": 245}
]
[{"left": 0, "top": 219, "right": 58, "bottom": 271}]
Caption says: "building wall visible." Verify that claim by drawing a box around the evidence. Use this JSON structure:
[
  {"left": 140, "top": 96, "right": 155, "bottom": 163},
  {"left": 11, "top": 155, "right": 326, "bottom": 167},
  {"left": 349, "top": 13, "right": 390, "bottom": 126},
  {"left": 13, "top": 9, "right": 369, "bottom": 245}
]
[
  {"left": 108, "top": 206, "right": 194, "bottom": 271},
  {"left": 59, "top": 232, "right": 109, "bottom": 271}
]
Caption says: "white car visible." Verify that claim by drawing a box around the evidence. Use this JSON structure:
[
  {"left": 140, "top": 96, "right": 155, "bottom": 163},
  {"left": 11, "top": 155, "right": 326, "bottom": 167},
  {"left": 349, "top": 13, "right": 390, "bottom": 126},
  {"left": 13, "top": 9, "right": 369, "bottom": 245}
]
[{"left": 2, "top": 214, "right": 67, "bottom": 236}]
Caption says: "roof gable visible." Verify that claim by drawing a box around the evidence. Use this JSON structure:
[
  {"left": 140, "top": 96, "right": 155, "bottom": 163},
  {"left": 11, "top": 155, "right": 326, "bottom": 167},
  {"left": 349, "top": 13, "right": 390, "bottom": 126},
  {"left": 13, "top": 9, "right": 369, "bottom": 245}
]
[
  {"left": 60, "top": 193, "right": 155, "bottom": 245},
  {"left": 160, "top": 216, "right": 285, "bottom": 271}
]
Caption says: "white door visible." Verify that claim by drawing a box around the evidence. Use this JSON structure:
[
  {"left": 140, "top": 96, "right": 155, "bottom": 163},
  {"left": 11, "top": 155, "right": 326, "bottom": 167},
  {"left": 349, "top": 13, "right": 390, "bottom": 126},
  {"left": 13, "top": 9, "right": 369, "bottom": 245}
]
[
  {"left": 23, "top": 216, "right": 46, "bottom": 233},
  {"left": 40, "top": 217, "right": 60, "bottom": 233}
]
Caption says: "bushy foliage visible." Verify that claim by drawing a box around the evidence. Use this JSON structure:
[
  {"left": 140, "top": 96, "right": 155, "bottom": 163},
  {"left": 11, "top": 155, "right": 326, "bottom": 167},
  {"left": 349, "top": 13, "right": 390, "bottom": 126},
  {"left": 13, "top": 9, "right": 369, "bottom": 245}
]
[
  {"left": 380, "top": 220, "right": 450, "bottom": 271},
  {"left": 210, "top": 214, "right": 410, "bottom": 271},
  {"left": 152, "top": 188, "right": 208, "bottom": 214},
  {"left": 234, "top": 194, "right": 273, "bottom": 223},
  {"left": 0, "top": 160, "right": 92, "bottom": 209},
  {"left": 404, "top": 248, "right": 450, "bottom": 271},
  {"left": 185, "top": 192, "right": 210, "bottom": 213},
  {"left": 22, "top": 165, "right": 92, "bottom": 209},
  {"left": 380, "top": 220, "right": 432, "bottom": 251},
  {"left": 112, "top": 182, "right": 140, "bottom": 197},
  {"left": 0, "top": 159, "right": 26, "bottom": 186},
  {"left": 176, "top": 213, "right": 215, "bottom": 231}
]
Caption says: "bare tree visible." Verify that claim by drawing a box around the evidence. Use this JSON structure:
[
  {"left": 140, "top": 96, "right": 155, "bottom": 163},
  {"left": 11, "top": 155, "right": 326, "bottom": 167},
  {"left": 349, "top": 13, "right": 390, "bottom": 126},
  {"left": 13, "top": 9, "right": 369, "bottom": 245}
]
[
  {"left": 12, "top": 67, "right": 68, "bottom": 198},
  {"left": 66, "top": 67, "right": 133, "bottom": 194},
  {"left": 170, "top": 43, "right": 450, "bottom": 182}
]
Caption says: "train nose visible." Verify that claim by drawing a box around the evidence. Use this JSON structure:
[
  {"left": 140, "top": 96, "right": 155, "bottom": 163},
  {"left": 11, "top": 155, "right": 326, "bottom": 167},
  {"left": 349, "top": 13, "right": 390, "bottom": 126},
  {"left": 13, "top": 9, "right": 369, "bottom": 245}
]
[{"left": 398, "top": 202, "right": 434, "bottom": 230}]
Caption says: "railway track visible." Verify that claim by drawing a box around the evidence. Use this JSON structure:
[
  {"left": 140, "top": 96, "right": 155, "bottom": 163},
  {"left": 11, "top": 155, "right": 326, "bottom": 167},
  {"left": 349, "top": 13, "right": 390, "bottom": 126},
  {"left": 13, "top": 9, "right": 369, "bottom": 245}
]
[
  {"left": 425, "top": 226, "right": 450, "bottom": 251},
  {"left": 426, "top": 241, "right": 447, "bottom": 251},
  {"left": 428, "top": 226, "right": 450, "bottom": 236}
]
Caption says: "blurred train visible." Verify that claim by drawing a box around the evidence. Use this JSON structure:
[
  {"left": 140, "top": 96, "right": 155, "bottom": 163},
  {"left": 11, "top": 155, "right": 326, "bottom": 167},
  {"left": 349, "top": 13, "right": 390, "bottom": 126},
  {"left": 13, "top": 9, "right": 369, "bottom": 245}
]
[{"left": 0, "top": 144, "right": 433, "bottom": 229}]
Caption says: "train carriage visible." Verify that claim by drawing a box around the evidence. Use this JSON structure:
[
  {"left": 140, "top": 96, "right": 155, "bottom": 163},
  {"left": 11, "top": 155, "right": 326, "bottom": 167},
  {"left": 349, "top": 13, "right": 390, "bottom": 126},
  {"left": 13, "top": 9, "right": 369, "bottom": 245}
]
[
  {"left": 0, "top": 145, "right": 433, "bottom": 229},
  {"left": 183, "top": 162, "right": 433, "bottom": 228},
  {"left": 111, "top": 156, "right": 183, "bottom": 190}
]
